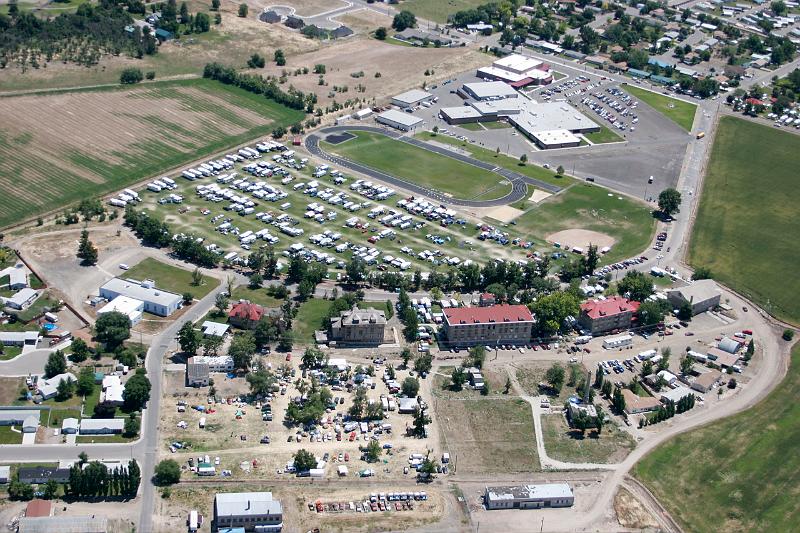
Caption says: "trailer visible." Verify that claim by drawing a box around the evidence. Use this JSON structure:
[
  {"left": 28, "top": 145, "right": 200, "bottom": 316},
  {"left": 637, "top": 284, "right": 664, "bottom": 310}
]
[
  {"left": 188, "top": 510, "right": 199, "bottom": 532},
  {"left": 602, "top": 334, "right": 633, "bottom": 349},
  {"left": 109, "top": 198, "right": 127, "bottom": 207}
]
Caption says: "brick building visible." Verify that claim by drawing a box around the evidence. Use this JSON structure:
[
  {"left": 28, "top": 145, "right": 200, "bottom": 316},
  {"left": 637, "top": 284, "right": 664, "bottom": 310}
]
[
  {"left": 442, "top": 305, "right": 533, "bottom": 348},
  {"left": 578, "top": 296, "right": 640, "bottom": 335}
]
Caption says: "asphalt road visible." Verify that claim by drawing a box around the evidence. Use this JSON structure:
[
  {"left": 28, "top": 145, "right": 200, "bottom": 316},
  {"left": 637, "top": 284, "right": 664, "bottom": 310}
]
[{"left": 306, "top": 125, "right": 561, "bottom": 207}]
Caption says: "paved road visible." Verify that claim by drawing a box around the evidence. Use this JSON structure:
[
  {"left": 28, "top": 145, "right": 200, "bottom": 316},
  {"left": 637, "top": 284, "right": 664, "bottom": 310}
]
[
  {"left": 306, "top": 125, "right": 561, "bottom": 207},
  {"left": 0, "top": 348, "right": 54, "bottom": 376}
]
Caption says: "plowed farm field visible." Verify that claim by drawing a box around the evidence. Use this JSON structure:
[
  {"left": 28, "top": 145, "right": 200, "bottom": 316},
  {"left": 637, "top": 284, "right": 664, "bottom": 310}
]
[{"left": 0, "top": 78, "right": 304, "bottom": 229}]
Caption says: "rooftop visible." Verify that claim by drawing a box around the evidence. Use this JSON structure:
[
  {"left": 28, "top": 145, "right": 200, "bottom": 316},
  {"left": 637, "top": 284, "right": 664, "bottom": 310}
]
[
  {"left": 693, "top": 370, "right": 722, "bottom": 389},
  {"left": 215, "top": 491, "right": 283, "bottom": 517},
  {"left": 377, "top": 109, "right": 424, "bottom": 128},
  {"left": 668, "top": 279, "right": 720, "bottom": 303},
  {"left": 485, "top": 483, "right": 573, "bottom": 501},
  {"left": 18, "top": 516, "right": 108, "bottom": 533},
  {"left": 98, "top": 295, "right": 143, "bottom": 317},
  {"left": 201, "top": 320, "right": 230, "bottom": 337},
  {"left": 440, "top": 106, "right": 484, "bottom": 120},
  {"left": 660, "top": 386, "right": 694, "bottom": 403},
  {"left": 0, "top": 409, "right": 41, "bottom": 424},
  {"left": 100, "top": 278, "right": 181, "bottom": 307},
  {"left": 462, "top": 81, "right": 519, "bottom": 99},
  {"left": 509, "top": 99, "right": 599, "bottom": 134},
  {"left": 79, "top": 418, "right": 125, "bottom": 431},
  {"left": 581, "top": 296, "right": 640, "bottom": 319},
  {"left": 392, "top": 89, "right": 433, "bottom": 105},
  {"left": 530, "top": 129, "right": 581, "bottom": 146},
  {"left": 228, "top": 301, "right": 265, "bottom": 322},
  {"left": 445, "top": 304, "right": 533, "bottom": 325},
  {"left": 337, "top": 306, "right": 386, "bottom": 326},
  {"left": 621, "top": 389, "right": 661, "bottom": 411},
  {"left": 25, "top": 499, "right": 52, "bottom": 518},
  {"left": 493, "top": 54, "right": 543, "bottom": 74}
]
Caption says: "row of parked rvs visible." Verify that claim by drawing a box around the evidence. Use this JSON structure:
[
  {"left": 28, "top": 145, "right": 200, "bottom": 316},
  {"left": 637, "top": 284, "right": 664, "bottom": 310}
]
[{"left": 108, "top": 188, "right": 142, "bottom": 207}]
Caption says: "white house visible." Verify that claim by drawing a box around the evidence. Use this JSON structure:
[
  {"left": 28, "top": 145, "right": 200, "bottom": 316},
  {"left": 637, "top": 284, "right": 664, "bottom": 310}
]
[
  {"left": 79, "top": 418, "right": 125, "bottom": 435},
  {"left": 37, "top": 372, "right": 77, "bottom": 400},
  {"left": 101, "top": 375, "right": 125, "bottom": 406}
]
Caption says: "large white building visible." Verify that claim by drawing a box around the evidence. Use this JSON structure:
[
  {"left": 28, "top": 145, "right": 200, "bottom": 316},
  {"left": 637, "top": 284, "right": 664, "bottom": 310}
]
[
  {"left": 376, "top": 109, "right": 424, "bottom": 131},
  {"left": 214, "top": 492, "right": 283, "bottom": 532},
  {"left": 484, "top": 484, "right": 574, "bottom": 510},
  {"left": 391, "top": 89, "right": 434, "bottom": 109},
  {"left": 99, "top": 278, "right": 182, "bottom": 317},
  {"left": 191, "top": 355, "right": 234, "bottom": 372},
  {"left": 477, "top": 54, "right": 554, "bottom": 87},
  {"left": 97, "top": 295, "right": 144, "bottom": 326},
  {"left": 460, "top": 81, "right": 519, "bottom": 101}
]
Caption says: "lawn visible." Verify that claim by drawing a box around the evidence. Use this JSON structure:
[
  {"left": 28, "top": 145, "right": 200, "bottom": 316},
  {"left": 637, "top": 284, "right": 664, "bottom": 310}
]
[
  {"left": 123, "top": 257, "right": 216, "bottom": 299},
  {"left": 76, "top": 432, "right": 136, "bottom": 444},
  {"left": 457, "top": 122, "right": 485, "bottom": 132},
  {"left": 511, "top": 183, "right": 656, "bottom": 264},
  {"left": 293, "top": 299, "right": 334, "bottom": 343},
  {"left": 14, "top": 293, "right": 60, "bottom": 322},
  {"left": 47, "top": 408, "right": 82, "bottom": 428},
  {"left": 436, "top": 398, "right": 539, "bottom": 474},
  {"left": 0, "top": 346, "right": 22, "bottom": 361},
  {"left": 400, "top": 0, "right": 488, "bottom": 22},
  {"left": 584, "top": 124, "right": 624, "bottom": 144},
  {"left": 321, "top": 131, "right": 513, "bottom": 201},
  {"left": 689, "top": 116, "right": 800, "bottom": 325},
  {"left": 229, "top": 286, "right": 283, "bottom": 308},
  {"left": 623, "top": 85, "right": 697, "bottom": 132},
  {"left": 0, "top": 78, "right": 305, "bottom": 230},
  {"left": 633, "top": 344, "right": 800, "bottom": 532},
  {"left": 542, "top": 415, "right": 636, "bottom": 463},
  {"left": 0, "top": 426, "right": 22, "bottom": 444}
]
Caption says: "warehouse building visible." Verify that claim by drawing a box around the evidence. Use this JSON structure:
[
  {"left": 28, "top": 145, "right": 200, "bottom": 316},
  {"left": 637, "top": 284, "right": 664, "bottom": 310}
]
[
  {"left": 667, "top": 279, "right": 720, "bottom": 315},
  {"left": 439, "top": 106, "right": 486, "bottom": 124},
  {"left": 460, "top": 81, "right": 519, "bottom": 101},
  {"left": 442, "top": 304, "right": 534, "bottom": 348},
  {"left": 391, "top": 89, "right": 435, "bottom": 109},
  {"left": 99, "top": 278, "right": 182, "bottom": 317},
  {"left": 484, "top": 484, "right": 574, "bottom": 510},
  {"left": 214, "top": 491, "right": 283, "bottom": 532},
  {"left": 508, "top": 100, "right": 600, "bottom": 140},
  {"left": 97, "top": 295, "right": 144, "bottom": 326},
  {"left": 376, "top": 109, "right": 424, "bottom": 131}
]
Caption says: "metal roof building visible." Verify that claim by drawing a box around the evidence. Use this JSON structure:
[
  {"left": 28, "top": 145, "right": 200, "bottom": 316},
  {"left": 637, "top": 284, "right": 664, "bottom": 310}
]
[
  {"left": 391, "top": 89, "right": 434, "bottom": 109},
  {"left": 79, "top": 418, "right": 124, "bottom": 435},
  {"left": 18, "top": 516, "right": 108, "bottom": 533},
  {"left": 376, "top": 109, "right": 424, "bottom": 131},
  {"left": 667, "top": 279, "right": 721, "bottom": 315},
  {"left": 214, "top": 492, "right": 283, "bottom": 532},
  {"left": 484, "top": 484, "right": 574, "bottom": 510},
  {"left": 97, "top": 295, "right": 144, "bottom": 326},
  {"left": 201, "top": 321, "right": 230, "bottom": 337},
  {"left": 461, "top": 81, "right": 519, "bottom": 101},
  {"left": 99, "top": 278, "right": 182, "bottom": 317}
]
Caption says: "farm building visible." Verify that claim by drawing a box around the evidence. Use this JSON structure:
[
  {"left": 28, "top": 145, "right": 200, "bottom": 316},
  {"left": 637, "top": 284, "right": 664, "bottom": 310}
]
[
  {"left": 79, "top": 418, "right": 124, "bottom": 435},
  {"left": 213, "top": 491, "right": 283, "bottom": 532},
  {"left": 460, "top": 81, "right": 519, "bottom": 101},
  {"left": 99, "top": 278, "right": 182, "bottom": 317},
  {"left": 2, "top": 288, "right": 39, "bottom": 310},
  {"left": 391, "top": 89, "right": 435, "bottom": 109},
  {"left": 228, "top": 301, "right": 265, "bottom": 329},
  {"left": 484, "top": 484, "right": 574, "bottom": 510},
  {"left": 667, "top": 279, "right": 720, "bottom": 315},
  {"left": 579, "top": 296, "right": 640, "bottom": 335},
  {"left": 442, "top": 304, "right": 534, "bottom": 348},
  {"left": 621, "top": 389, "right": 661, "bottom": 414},
  {"left": 328, "top": 305, "right": 386, "bottom": 346},
  {"left": 97, "top": 295, "right": 144, "bottom": 326},
  {"left": 0, "top": 331, "right": 39, "bottom": 347},
  {"left": 376, "top": 109, "right": 423, "bottom": 131},
  {"left": 477, "top": 54, "right": 554, "bottom": 87}
]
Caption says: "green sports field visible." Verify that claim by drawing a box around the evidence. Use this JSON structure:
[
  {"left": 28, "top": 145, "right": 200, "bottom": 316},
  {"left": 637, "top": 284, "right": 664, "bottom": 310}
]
[
  {"left": 689, "top": 116, "right": 800, "bottom": 324},
  {"left": 400, "top": 0, "right": 488, "bottom": 23},
  {"left": 623, "top": 85, "right": 697, "bottom": 132},
  {"left": 0, "top": 78, "right": 305, "bottom": 230},
  {"left": 321, "top": 131, "right": 513, "bottom": 201},
  {"left": 634, "top": 343, "right": 800, "bottom": 531}
]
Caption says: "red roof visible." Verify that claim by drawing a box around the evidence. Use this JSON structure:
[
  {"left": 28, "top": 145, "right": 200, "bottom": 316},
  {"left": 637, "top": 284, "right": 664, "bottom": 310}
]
[
  {"left": 510, "top": 78, "right": 534, "bottom": 88},
  {"left": 445, "top": 304, "right": 533, "bottom": 325},
  {"left": 745, "top": 97, "right": 764, "bottom": 106},
  {"left": 228, "top": 302, "right": 264, "bottom": 322},
  {"left": 26, "top": 499, "right": 52, "bottom": 518},
  {"left": 580, "top": 296, "right": 639, "bottom": 319}
]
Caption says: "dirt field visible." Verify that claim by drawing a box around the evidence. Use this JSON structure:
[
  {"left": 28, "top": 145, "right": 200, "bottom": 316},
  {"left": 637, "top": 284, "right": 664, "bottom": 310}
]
[
  {"left": 529, "top": 189, "right": 552, "bottom": 203},
  {"left": 259, "top": 38, "right": 488, "bottom": 108},
  {"left": 273, "top": 0, "right": 349, "bottom": 16},
  {"left": 332, "top": 8, "right": 395, "bottom": 34},
  {"left": 546, "top": 229, "right": 616, "bottom": 250},
  {"left": 614, "top": 487, "right": 660, "bottom": 529},
  {"left": 484, "top": 205, "right": 523, "bottom": 224}
]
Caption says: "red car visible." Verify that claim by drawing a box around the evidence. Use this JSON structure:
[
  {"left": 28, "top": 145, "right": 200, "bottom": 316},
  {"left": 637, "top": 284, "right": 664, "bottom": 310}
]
[
  {"left": 742, "top": 329, "right": 753, "bottom": 335},
  {"left": 285, "top": 353, "right": 292, "bottom": 361}
]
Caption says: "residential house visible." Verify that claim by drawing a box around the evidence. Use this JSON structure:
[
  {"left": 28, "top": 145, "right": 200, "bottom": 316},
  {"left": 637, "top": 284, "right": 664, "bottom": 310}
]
[
  {"left": 100, "top": 375, "right": 125, "bottom": 406},
  {"left": 79, "top": 418, "right": 124, "bottom": 435},
  {"left": 213, "top": 492, "right": 283, "bottom": 532},
  {"left": 621, "top": 389, "right": 661, "bottom": 414},
  {"left": 61, "top": 418, "right": 79, "bottom": 434},
  {"left": 191, "top": 355, "right": 234, "bottom": 373},
  {"left": 706, "top": 347, "right": 739, "bottom": 369},
  {"left": 659, "top": 386, "right": 694, "bottom": 404},
  {"left": 579, "top": 296, "right": 640, "bottom": 335},
  {"left": 3, "top": 288, "right": 39, "bottom": 310},
  {"left": 201, "top": 321, "right": 229, "bottom": 338},
  {"left": 37, "top": 373, "right": 77, "bottom": 400},
  {"left": 0, "top": 409, "right": 40, "bottom": 427},
  {"left": 329, "top": 306, "right": 386, "bottom": 346},
  {"left": 228, "top": 301, "right": 265, "bottom": 330},
  {"left": 0, "top": 331, "right": 39, "bottom": 347}
]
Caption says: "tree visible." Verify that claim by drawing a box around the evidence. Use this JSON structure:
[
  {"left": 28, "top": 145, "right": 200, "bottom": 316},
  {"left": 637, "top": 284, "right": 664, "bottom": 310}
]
[
  {"left": 77, "top": 366, "right": 95, "bottom": 396},
  {"left": 214, "top": 293, "right": 229, "bottom": 316},
  {"left": 400, "top": 347, "right": 412, "bottom": 368},
  {"left": 601, "top": 379, "right": 612, "bottom": 398},
  {"left": 77, "top": 229, "right": 98, "bottom": 265},
  {"left": 177, "top": 321, "right": 201, "bottom": 355},
  {"left": 346, "top": 256, "right": 367, "bottom": 284},
  {"left": 745, "top": 339, "right": 755, "bottom": 362},
  {"left": 44, "top": 350, "right": 67, "bottom": 378},
  {"left": 43, "top": 479, "right": 59, "bottom": 499},
  {"left": 120, "top": 68, "right": 144, "bottom": 84},
  {"left": 274, "top": 49, "right": 286, "bottom": 66},
  {"left": 414, "top": 354, "right": 432, "bottom": 374},
  {"left": 294, "top": 449, "right": 317, "bottom": 472},
  {"left": 467, "top": 345, "right": 486, "bottom": 369},
  {"left": 238, "top": 3, "right": 248, "bottom": 17},
  {"left": 451, "top": 367, "right": 467, "bottom": 391},
  {"left": 229, "top": 332, "right": 256, "bottom": 370},
  {"left": 418, "top": 455, "right": 438, "bottom": 478},
  {"left": 123, "top": 372, "right": 151, "bottom": 410},
  {"left": 556, "top": 165, "right": 565, "bottom": 177},
  {"left": 68, "top": 338, "right": 90, "bottom": 363},
  {"left": 211, "top": 0, "right": 219, "bottom": 9},
  {"left": 532, "top": 291, "right": 580, "bottom": 336},
  {"left": 402, "top": 307, "right": 419, "bottom": 342},
  {"left": 692, "top": 266, "right": 713, "bottom": 280},
  {"left": 504, "top": 376, "right": 512, "bottom": 394},
  {"left": 56, "top": 378, "right": 74, "bottom": 401},
  {"left": 612, "top": 386, "right": 626, "bottom": 413},
  {"left": 154, "top": 459, "right": 181, "bottom": 485},
  {"left": 411, "top": 406, "right": 430, "bottom": 438},
  {"left": 641, "top": 359, "right": 654, "bottom": 378},
  {"left": 95, "top": 311, "right": 131, "bottom": 350},
  {"left": 124, "top": 414, "right": 140, "bottom": 437},
  {"left": 402, "top": 376, "right": 420, "bottom": 397},
  {"left": 392, "top": 10, "right": 417, "bottom": 31},
  {"left": 349, "top": 386, "right": 368, "bottom": 419},
  {"left": 637, "top": 300, "right": 666, "bottom": 327},
  {"left": 677, "top": 302, "right": 693, "bottom": 321},
  {"left": 617, "top": 271, "right": 654, "bottom": 302},
  {"left": 247, "top": 53, "right": 265, "bottom": 69},
  {"left": 8, "top": 480, "right": 34, "bottom": 500},
  {"left": 680, "top": 355, "right": 693, "bottom": 375},
  {"left": 772, "top": 0, "right": 787, "bottom": 15},
  {"left": 254, "top": 317, "right": 278, "bottom": 349},
  {"left": 520, "top": 153, "right": 528, "bottom": 164},
  {"left": 246, "top": 368, "right": 277, "bottom": 396},
  {"left": 277, "top": 331, "right": 293, "bottom": 352},
  {"left": 658, "top": 188, "right": 682, "bottom": 217},
  {"left": 783, "top": 329, "right": 794, "bottom": 341},
  {"left": 375, "top": 26, "right": 387, "bottom": 40},
  {"left": 384, "top": 300, "right": 394, "bottom": 320},
  {"left": 202, "top": 335, "right": 223, "bottom": 356},
  {"left": 302, "top": 347, "right": 326, "bottom": 368},
  {"left": 545, "top": 363, "right": 565, "bottom": 393},
  {"left": 365, "top": 438, "right": 382, "bottom": 462},
  {"left": 586, "top": 244, "right": 599, "bottom": 275},
  {"left": 179, "top": 1, "right": 189, "bottom": 23}
]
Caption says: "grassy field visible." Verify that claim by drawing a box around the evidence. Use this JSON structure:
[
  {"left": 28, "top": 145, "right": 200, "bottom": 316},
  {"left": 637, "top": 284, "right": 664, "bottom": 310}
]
[
  {"left": 0, "top": 346, "right": 22, "bottom": 361},
  {"left": 293, "top": 299, "right": 334, "bottom": 343},
  {"left": 229, "top": 286, "right": 283, "bottom": 308},
  {"left": 623, "top": 85, "right": 697, "bottom": 132},
  {"left": 584, "top": 124, "right": 624, "bottom": 144},
  {"left": 634, "top": 344, "right": 800, "bottom": 531},
  {"left": 123, "top": 258, "right": 216, "bottom": 299},
  {"left": 542, "top": 415, "right": 636, "bottom": 463},
  {"left": 0, "top": 426, "right": 22, "bottom": 444},
  {"left": 689, "top": 116, "right": 800, "bottom": 324},
  {"left": 47, "top": 408, "right": 82, "bottom": 428},
  {"left": 400, "top": 0, "right": 488, "bottom": 22},
  {"left": 0, "top": 78, "right": 305, "bottom": 230},
  {"left": 321, "top": 131, "right": 513, "bottom": 201},
  {"left": 512, "top": 184, "right": 656, "bottom": 264},
  {"left": 436, "top": 398, "right": 539, "bottom": 474}
]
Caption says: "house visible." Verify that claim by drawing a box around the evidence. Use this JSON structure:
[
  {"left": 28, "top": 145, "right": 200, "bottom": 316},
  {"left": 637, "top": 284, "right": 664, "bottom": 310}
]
[
  {"left": 706, "top": 347, "right": 739, "bottom": 369},
  {"left": 79, "top": 418, "right": 124, "bottom": 435},
  {"left": 228, "top": 301, "right": 265, "bottom": 329},
  {"left": 22, "top": 415, "right": 38, "bottom": 433},
  {"left": 329, "top": 306, "right": 386, "bottom": 346},
  {"left": 0, "top": 331, "right": 39, "bottom": 347},
  {"left": 579, "top": 296, "right": 640, "bottom": 335},
  {"left": 0, "top": 465, "right": 10, "bottom": 483},
  {"left": 37, "top": 373, "right": 77, "bottom": 400},
  {"left": 484, "top": 484, "right": 574, "bottom": 510},
  {"left": 667, "top": 280, "right": 720, "bottom": 315},
  {"left": 61, "top": 418, "right": 79, "bottom": 434},
  {"left": 201, "top": 321, "right": 230, "bottom": 338},
  {"left": 97, "top": 295, "right": 144, "bottom": 326},
  {"left": 284, "top": 15, "right": 304, "bottom": 29},
  {"left": 656, "top": 370, "right": 677, "bottom": 386},
  {"left": 18, "top": 516, "right": 108, "bottom": 533},
  {"left": 621, "top": 389, "right": 661, "bottom": 414},
  {"left": 213, "top": 492, "right": 283, "bottom": 532},
  {"left": 17, "top": 467, "right": 70, "bottom": 484},
  {"left": 25, "top": 499, "right": 52, "bottom": 518},
  {"left": 99, "top": 278, "right": 182, "bottom": 317},
  {"left": 101, "top": 375, "right": 125, "bottom": 406},
  {"left": 660, "top": 386, "right": 694, "bottom": 404},
  {"left": 7, "top": 266, "right": 28, "bottom": 289},
  {"left": 187, "top": 357, "right": 210, "bottom": 387},
  {"left": 330, "top": 25, "right": 353, "bottom": 39},
  {"left": 260, "top": 9, "right": 281, "bottom": 23},
  {"left": 691, "top": 370, "right": 722, "bottom": 393},
  {"left": 3, "top": 288, "right": 39, "bottom": 310},
  {"left": 0, "top": 409, "right": 40, "bottom": 427},
  {"left": 442, "top": 304, "right": 533, "bottom": 348},
  {"left": 717, "top": 336, "right": 742, "bottom": 354}
]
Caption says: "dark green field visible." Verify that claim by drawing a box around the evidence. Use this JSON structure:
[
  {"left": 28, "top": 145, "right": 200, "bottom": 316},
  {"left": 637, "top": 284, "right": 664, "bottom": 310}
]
[
  {"left": 689, "top": 116, "right": 800, "bottom": 324},
  {"left": 0, "top": 78, "right": 305, "bottom": 230},
  {"left": 634, "top": 344, "right": 800, "bottom": 531}
]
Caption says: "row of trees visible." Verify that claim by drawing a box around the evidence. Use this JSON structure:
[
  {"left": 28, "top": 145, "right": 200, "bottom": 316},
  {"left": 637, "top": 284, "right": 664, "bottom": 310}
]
[
  {"left": 124, "top": 207, "right": 219, "bottom": 268},
  {"left": 68, "top": 456, "right": 141, "bottom": 499},
  {"left": 203, "top": 62, "right": 317, "bottom": 112}
]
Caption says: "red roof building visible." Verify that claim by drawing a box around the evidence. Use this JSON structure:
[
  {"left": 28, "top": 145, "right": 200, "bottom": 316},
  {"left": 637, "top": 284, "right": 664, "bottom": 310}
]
[
  {"left": 25, "top": 499, "right": 52, "bottom": 518},
  {"left": 228, "top": 301, "right": 265, "bottom": 330},
  {"left": 579, "top": 296, "right": 640, "bottom": 335},
  {"left": 443, "top": 304, "right": 533, "bottom": 347}
]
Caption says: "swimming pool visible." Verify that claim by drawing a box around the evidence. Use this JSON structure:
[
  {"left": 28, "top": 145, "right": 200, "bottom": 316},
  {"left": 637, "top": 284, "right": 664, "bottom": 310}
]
[{"left": 42, "top": 322, "right": 56, "bottom": 331}]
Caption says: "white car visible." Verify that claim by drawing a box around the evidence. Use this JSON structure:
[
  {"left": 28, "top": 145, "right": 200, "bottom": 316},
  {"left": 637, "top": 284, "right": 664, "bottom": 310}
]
[{"left": 119, "top": 263, "right": 129, "bottom": 270}]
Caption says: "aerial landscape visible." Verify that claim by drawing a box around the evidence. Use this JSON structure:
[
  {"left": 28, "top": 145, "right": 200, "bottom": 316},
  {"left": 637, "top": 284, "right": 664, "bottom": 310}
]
[{"left": 0, "top": 0, "right": 798, "bottom": 532}]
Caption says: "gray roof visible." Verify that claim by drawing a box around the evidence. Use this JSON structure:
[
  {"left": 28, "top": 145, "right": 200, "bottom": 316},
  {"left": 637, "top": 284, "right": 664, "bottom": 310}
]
[
  {"left": 660, "top": 386, "right": 694, "bottom": 403},
  {"left": 377, "top": 109, "right": 423, "bottom": 128},
  {"left": 100, "top": 278, "right": 181, "bottom": 307},
  {"left": 486, "top": 483, "right": 573, "bottom": 501},
  {"left": 187, "top": 358, "right": 210, "bottom": 381},
  {"left": 201, "top": 321, "right": 229, "bottom": 337},
  {"left": 0, "top": 409, "right": 40, "bottom": 424},
  {"left": 508, "top": 99, "right": 599, "bottom": 134},
  {"left": 337, "top": 306, "right": 386, "bottom": 326},
  {"left": 22, "top": 415, "right": 39, "bottom": 429},
  {"left": 18, "top": 516, "right": 108, "bottom": 533},
  {"left": 717, "top": 336, "right": 742, "bottom": 354},
  {"left": 392, "top": 89, "right": 433, "bottom": 105},
  {"left": 0, "top": 331, "right": 39, "bottom": 344},
  {"left": 6, "top": 288, "right": 38, "bottom": 306},
  {"left": 0, "top": 465, "right": 10, "bottom": 480},
  {"left": 61, "top": 418, "right": 79, "bottom": 430},
  {"left": 215, "top": 491, "right": 283, "bottom": 517},
  {"left": 79, "top": 418, "right": 125, "bottom": 432},
  {"left": 398, "top": 397, "right": 419, "bottom": 412},
  {"left": 441, "top": 106, "right": 484, "bottom": 120},
  {"left": 668, "top": 279, "right": 720, "bottom": 304},
  {"left": 463, "top": 81, "right": 518, "bottom": 99}
]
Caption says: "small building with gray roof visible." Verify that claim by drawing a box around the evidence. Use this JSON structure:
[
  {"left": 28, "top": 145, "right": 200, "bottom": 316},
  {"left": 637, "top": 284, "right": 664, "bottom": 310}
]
[
  {"left": 376, "top": 109, "right": 424, "bottom": 131},
  {"left": 667, "top": 279, "right": 720, "bottom": 315},
  {"left": 484, "top": 484, "right": 574, "bottom": 510},
  {"left": 391, "top": 89, "right": 435, "bottom": 109},
  {"left": 214, "top": 491, "right": 283, "bottom": 532}
]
